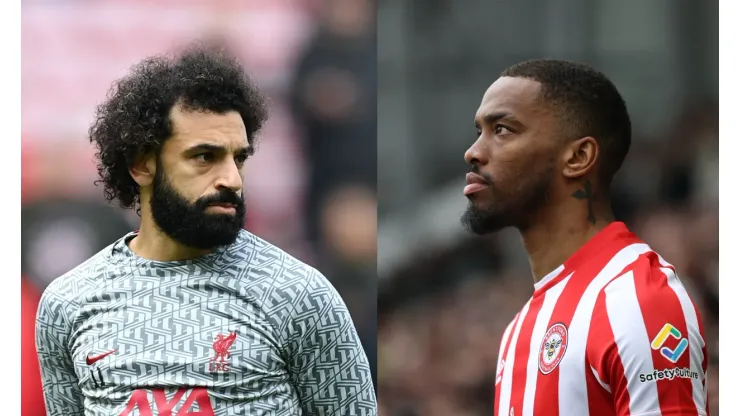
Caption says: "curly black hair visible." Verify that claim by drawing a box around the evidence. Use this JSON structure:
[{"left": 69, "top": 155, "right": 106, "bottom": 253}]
[
  {"left": 501, "top": 59, "right": 632, "bottom": 187},
  {"left": 89, "top": 42, "right": 269, "bottom": 209}
]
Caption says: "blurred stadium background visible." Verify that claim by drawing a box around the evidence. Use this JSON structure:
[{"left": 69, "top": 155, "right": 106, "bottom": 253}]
[
  {"left": 21, "top": 0, "right": 376, "bottom": 414},
  {"left": 377, "top": 0, "right": 718, "bottom": 415}
]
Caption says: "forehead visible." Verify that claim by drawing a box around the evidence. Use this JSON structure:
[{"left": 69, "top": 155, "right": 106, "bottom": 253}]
[
  {"left": 475, "top": 76, "right": 546, "bottom": 121},
  {"left": 167, "top": 105, "right": 249, "bottom": 150}
]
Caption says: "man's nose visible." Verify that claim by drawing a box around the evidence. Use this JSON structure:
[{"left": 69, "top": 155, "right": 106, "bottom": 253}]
[
  {"left": 214, "top": 160, "right": 243, "bottom": 192},
  {"left": 464, "top": 137, "right": 488, "bottom": 166}
]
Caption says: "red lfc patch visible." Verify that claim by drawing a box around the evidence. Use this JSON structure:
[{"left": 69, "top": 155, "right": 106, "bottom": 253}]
[
  {"left": 538, "top": 323, "right": 568, "bottom": 375},
  {"left": 209, "top": 331, "right": 237, "bottom": 372}
]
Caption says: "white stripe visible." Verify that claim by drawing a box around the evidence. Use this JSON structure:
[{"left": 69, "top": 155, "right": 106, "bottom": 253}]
[
  {"left": 498, "top": 299, "right": 531, "bottom": 416},
  {"left": 522, "top": 273, "right": 571, "bottom": 416},
  {"left": 605, "top": 270, "right": 658, "bottom": 414},
  {"left": 557, "top": 243, "right": 651, "bottom": 415},
  {"left": 662, "top": 266, "right": 707, "bottom": 413},
  {"left": 533, "top": 264, "right": 565, "bottom": 292},
  {"left": 495, "top": 315, "right": 518, "bottom": 387}
]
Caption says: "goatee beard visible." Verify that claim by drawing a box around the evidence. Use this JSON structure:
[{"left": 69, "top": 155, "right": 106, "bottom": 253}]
[
  {"left": 460, "top": 200, "right": 512, "bottom": 235},
  {"left": 460, "top": 162, "right": 554, "bottom": 235}
]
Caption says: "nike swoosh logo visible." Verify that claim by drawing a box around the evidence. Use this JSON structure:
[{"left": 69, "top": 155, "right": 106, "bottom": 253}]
[{"left": 86, "top": 349, "right": 117, "bottom": 366}]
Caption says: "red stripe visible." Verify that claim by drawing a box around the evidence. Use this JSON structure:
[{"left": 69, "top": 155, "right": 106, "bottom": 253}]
[
  {"left": 587, "top": 291, "right": 621, "bottom": 416},
  {"left": 494, "top": 312, "right": 522, "bottom": 416},
  {"left": 531, "top": 241, "right": 627, "bottom": 414},
  {"left": 632, "top": 253, "right": 697, "bottom": 414},
  {"left": 530, "top": 275, "right": 586, "bottom": 414},
  {"left": 508, "top": 295, "right": 545, "bottom": 414}
]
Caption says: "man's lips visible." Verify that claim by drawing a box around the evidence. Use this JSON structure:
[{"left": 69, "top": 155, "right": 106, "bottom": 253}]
[
  {"left": 207, "top": 202, "right": 238, "bottom": 213},
  {"left": 464, "top": 172, "right": 489, "bottom": 196}
]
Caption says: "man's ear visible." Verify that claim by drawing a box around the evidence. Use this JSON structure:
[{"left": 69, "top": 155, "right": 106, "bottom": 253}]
[
  {"left": 129, "top": 152, "right": 157, "bottom": 187},
  {"left": 561, "top": 136, "right": 599, "bottom": 179}
]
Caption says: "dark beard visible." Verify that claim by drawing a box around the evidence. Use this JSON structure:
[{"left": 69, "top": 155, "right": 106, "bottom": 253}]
[
  {"left": 460, "top": 200, "right": 514, "bottom": 235},
  {"left": 460, "top": 164, "right": 554, "bottom": 235},
  {"left": 150, "top": 169, "right": 246, "bottom": 250}
]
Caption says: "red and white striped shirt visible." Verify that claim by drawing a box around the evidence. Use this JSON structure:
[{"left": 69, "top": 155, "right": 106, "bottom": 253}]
[{"left": 494, "top": 222, "right": 709, "bottom": 416}]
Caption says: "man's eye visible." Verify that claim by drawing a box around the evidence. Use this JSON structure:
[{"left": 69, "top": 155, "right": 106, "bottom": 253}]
[
  {"left": 235, "top": 155, "right": 248, "bottom": 165},
  {"left": 195, "top": 153, "right": 214, "bottom": 162},
  {"left": 494, "top": 125, "right": 512, "bottom": 135}
]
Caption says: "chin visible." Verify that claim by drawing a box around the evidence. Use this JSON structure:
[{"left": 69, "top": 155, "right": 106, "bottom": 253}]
[
  {"left": 460, "top": 202, "right": 511, "bottom": 235},
  {"left": 463, "top": 221, "right": 510, "bottom": 236}
]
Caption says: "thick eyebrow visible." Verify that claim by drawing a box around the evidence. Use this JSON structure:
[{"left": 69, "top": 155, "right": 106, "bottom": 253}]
[
  {"left": 475, "top": 112, "right": 515, "bottom": 128},
  {"left": 184, "top": 143, "right": 252, "bottom": 156}
]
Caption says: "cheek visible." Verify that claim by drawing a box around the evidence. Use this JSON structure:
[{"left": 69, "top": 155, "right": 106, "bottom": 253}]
[
  {"left": 494, "top": 150, "right": 552, "bottom": 191},
  {"left": 492, "top": 150, "right": 535, "bottom": 181},
  {"left": 168, "top": 170, "right": 212, "bottom": 201}
]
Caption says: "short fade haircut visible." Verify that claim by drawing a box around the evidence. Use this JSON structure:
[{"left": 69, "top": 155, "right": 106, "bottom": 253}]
[
  {"left": 501, "top": 59, "right": 632, "bottom": 187},
  {"left": 89, "top": 41, "right": 269, "bottom": 209}
]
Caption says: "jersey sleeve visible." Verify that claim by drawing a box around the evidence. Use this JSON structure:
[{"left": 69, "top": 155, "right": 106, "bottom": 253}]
[
  {"left": 284, "top": 268, "right": 377, "bottom": 416},
  {"left": 35, "top": 284, "right": 85, "bottom": 415},
  {"left": 589, "top": 254, "right": 708, "bottom": 416}
]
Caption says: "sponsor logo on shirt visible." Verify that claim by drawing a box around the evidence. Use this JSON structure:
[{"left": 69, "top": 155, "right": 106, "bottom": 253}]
[
  {"left": 86, "top": 349, "right": 117, "bottom": 365},
  {"left": 638, "top": 367, "right": 700, "bottom": 383},
  {"left": 538, "top": 322, "right": 568, "bottom": 375},
  {"left": 120, "top": 387, "right": 215, "bottom": 416},
  {"left": 209, "top": 331, "right": 237, "bottom": 372},
  {"left": 651, "top": 323, "right": 689, "bottom": 363},
  {"left": 86, "top": 349, "right": 117, "bottom": 388}
]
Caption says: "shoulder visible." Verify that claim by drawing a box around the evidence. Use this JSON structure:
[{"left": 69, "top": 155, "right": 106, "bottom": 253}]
[
  {"left": 588, "top": 248, "right": 708, "bottom": 414},
  {"left": 233, "top": 230, "right": 343, "bottom": 311},
  {"left": 602, "top": 249, "right": 695, "bottom": 313},
  {"left": 36, "top": 239, "right": 120, "bottom": 338},
  {"left": 593, "top": 248, "right": 705, "bottom": 353},
  {"left": 38, "top": 239, "right": 120, "bottom": 314}
]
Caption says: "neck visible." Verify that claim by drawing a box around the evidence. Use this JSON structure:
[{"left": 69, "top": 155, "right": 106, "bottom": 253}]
[
  {"left": 129, "top": 208, "right": 212, "bottom": 262},
  {"left": 520, "top": 200, "right": 614, "bottom": 283}
]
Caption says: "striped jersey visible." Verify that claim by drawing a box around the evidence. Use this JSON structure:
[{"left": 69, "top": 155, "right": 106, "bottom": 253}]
[
  {"left": 36, "top": 229, "right": 377, "bottom": 416},
  {"left": 494, "top": 222, "right": 708, "bottom": 416}
]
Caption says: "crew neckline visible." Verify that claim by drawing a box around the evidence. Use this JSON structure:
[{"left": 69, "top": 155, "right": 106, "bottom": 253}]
[
  {"left": 110, "top": 231, "right": 231, "bottom": 268},
  {"left": 533, "top": 264, "right": 565, "bottom": 292},
  {"left": 531, "top": 222, "right": 633, "bottom": 296}
]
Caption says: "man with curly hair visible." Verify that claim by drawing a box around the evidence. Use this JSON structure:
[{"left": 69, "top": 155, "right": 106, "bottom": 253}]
[{"left": 35, "top": 43, "right": 377, "bottom": 416}]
